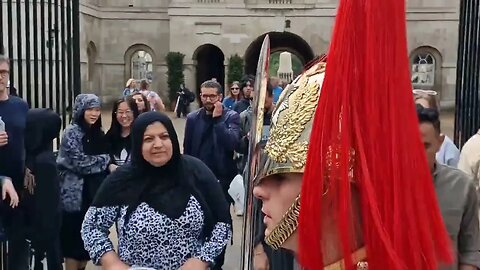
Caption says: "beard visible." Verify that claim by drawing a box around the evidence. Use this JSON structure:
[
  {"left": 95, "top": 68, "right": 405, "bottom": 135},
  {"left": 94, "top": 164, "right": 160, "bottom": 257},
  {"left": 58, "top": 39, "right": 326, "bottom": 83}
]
[{"left": 204, "top": 103, "right": 214, "bottom": 112}]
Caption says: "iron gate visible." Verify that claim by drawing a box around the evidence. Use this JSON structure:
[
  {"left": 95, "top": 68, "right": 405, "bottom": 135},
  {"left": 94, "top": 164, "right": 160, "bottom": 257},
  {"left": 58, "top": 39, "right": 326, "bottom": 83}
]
[
  {"left": 0, "top": 0, "right": 81, "bottom": 129},
  {"left": 454, "top": 0, "right": 480, "bottom": 148}
]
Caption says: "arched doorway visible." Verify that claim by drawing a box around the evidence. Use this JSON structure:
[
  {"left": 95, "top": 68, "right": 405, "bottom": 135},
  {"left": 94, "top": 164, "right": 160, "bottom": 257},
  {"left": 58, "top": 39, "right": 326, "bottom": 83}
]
[
  {"left": 124, "top": 43, "right": 156, "bottom": 83},
  {"left": 194, "top": 44, "right": 225, "bottom": 97},
  {"left": 244, "top": 32, "right": 315, "bottom": 77}
]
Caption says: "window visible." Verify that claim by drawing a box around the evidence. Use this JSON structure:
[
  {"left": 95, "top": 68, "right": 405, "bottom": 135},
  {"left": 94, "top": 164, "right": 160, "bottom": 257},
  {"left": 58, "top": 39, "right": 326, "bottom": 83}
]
[
  {"left": 131, "top": 50, "right": 153, "bottom": 82},
  {"left": 87, "top": 42, "right": 97, "bottom": 81},
  {"left": 411, "top": 53, "right": 435, "bottom": 87},
  {"left": 124, "top": 44, "right": 155, "bottom": 84}
]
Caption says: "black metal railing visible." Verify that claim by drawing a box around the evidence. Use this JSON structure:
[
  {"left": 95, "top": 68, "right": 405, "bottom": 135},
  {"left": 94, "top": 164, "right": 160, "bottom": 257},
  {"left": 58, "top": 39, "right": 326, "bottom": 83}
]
[
  {"left": 454, "top": 0, "right": 480, "bottom": 148},
  {"left": 0, "top": 0, "right": 81, "bottom": 130}
]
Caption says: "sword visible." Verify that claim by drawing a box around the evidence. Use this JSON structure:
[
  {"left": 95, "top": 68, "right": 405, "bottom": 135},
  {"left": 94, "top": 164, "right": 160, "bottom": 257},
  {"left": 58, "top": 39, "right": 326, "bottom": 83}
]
[{"left": 240, "top": 34, "right": 270, "bottom": 270}]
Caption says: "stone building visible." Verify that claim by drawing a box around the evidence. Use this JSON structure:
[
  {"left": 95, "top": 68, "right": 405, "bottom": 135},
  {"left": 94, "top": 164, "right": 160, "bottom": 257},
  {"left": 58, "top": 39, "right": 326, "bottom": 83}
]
[{"left": 3, "top": 0, "right": 459, "bottom": 108}]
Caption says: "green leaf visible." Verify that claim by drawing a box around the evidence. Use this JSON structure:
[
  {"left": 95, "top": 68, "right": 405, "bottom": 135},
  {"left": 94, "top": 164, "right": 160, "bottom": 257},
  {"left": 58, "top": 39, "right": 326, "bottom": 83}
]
[
  {"left": 227, "top": 54, "right": 244, "bottom": 85},
  {"left": 165, "top": 52, "right": 186, "bottom": 102}
]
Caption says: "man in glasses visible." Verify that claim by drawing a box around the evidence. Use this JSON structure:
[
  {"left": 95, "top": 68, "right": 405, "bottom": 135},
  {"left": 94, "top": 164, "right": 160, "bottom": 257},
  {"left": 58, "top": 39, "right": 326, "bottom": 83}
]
[
  {"left": 0, "top": 54, "right": 30, "bottom": 269},
  {"left": 183, "top": 79, "right": 240, "bottom": 270}
]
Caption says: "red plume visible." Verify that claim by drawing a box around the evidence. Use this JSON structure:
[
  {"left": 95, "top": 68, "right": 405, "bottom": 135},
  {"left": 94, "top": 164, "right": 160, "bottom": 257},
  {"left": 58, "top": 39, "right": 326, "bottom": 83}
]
[{"left": 298, "top": 0, "right": 453, "bottom": 269}]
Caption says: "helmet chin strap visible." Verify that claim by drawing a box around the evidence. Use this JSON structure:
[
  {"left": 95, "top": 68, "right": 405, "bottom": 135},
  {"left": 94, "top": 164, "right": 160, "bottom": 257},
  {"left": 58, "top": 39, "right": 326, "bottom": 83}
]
[{"left": 265, "top": 195, "right": 301, "bottom": 250}]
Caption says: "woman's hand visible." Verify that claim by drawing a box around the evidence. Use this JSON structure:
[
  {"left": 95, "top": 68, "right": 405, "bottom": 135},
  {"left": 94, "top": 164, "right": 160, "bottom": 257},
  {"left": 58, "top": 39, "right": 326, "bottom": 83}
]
[
  {"left": 2, "top": 177, "right": 19, "bottom": 208},
  {"left": 179, "top": 258, "right": 209, "bottom": 270},
  {"left": 24, "top": 167, "right": 35, "bottom": 194}
]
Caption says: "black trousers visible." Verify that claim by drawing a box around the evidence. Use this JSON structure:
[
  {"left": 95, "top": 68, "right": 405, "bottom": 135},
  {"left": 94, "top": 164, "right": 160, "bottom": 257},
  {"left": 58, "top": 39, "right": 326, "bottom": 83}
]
[
  {"left": 4, "top": 210, "right": 30, "bottom": 270},
  {"left": 176, "top": 103, "right": 189, "bottom": 118},
  {"left": 33, "top": 237, "right": 63, "bottom": 270}
]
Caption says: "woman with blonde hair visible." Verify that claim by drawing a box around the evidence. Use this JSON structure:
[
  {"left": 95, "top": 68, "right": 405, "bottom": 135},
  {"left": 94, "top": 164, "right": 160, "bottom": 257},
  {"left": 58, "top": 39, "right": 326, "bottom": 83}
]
[
  {"left": 123, "top": 78, "right": 138, "bottom": 96},
  {"left": 413, "top": 89, "right": 460, "bottom": 167}
]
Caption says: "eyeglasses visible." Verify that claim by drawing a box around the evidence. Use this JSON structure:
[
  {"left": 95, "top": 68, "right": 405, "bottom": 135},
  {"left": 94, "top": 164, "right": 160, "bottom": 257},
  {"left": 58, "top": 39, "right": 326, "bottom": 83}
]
[
  {"left": 231, "top": 87, "right": 239, "bottom": 90},
  {"left": 413, "top": 89, "right": 437, "bottom": 96},
  {"left": 201, "top": 94, "right": 219, "bottom": 100},
  {"left": 0, "top": 70, "right": 9, "bottom": 78},
  {"left": 116, "top": 110, "right": 133, "bottom": 116}
]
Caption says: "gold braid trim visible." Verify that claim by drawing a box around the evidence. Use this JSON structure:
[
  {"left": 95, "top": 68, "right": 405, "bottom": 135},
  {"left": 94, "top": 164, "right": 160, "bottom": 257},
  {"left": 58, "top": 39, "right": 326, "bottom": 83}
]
[{"left": 265, "top": 195, "right": 301, "bottom": 250}]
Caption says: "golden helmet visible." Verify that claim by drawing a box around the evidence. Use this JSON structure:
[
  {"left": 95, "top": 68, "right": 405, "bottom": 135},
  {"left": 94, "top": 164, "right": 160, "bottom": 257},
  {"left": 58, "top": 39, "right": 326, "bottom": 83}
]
[{"left": 255, "top": 61, "right": 326, "bottom": 184}]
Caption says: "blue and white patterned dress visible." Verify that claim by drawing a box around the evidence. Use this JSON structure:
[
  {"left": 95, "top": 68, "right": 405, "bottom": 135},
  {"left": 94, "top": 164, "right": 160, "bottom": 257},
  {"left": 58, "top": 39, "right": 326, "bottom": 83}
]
[{"left": 81, "top": 196, "right": 232, "bottom": 269}]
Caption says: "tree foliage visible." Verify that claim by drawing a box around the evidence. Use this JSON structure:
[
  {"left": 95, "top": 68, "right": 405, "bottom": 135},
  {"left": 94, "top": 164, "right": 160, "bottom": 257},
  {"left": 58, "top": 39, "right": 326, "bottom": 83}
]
[
  {"left": 227, "top": 54, "right": 244, "bottom": 84},
  {"left": 165, "top": 52, "right": 185, "bottom": 102}
]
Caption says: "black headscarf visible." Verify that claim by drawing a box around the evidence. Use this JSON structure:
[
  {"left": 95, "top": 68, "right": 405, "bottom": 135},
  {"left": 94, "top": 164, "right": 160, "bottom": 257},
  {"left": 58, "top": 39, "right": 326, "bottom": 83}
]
[{"left": 92, "top": 112, "right": 216, "bottom": 236}]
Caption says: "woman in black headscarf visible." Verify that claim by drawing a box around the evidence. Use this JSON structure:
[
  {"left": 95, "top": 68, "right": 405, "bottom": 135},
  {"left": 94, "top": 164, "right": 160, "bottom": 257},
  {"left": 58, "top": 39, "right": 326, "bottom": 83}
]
[{"left": 81, "top": 111, "right": 232, "bottom": 270}]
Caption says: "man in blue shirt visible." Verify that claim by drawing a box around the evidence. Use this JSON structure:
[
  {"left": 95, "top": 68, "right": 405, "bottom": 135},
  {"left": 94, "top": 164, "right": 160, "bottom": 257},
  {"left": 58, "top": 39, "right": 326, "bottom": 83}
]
[{"left": 0, "top": 55, "right": 29, "bottom": 270}]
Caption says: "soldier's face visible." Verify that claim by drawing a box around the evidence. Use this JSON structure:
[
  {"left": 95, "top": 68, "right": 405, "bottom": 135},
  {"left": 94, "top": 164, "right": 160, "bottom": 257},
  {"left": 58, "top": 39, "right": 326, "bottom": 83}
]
[{"left": 253, "top": 172, "right": 303, "bottom": 251}]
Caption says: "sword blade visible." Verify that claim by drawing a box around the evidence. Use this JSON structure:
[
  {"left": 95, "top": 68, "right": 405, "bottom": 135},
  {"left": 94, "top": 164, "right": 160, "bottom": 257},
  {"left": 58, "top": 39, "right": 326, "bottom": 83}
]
[{"left": 241, "top": 34, "right": 270, "bottom": 270}]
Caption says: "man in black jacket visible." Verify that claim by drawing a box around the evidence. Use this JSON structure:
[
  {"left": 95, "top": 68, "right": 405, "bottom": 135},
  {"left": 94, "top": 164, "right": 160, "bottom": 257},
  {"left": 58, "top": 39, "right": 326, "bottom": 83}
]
[{"left": 183, "top": 79, "right": 240, "bottom": 269}]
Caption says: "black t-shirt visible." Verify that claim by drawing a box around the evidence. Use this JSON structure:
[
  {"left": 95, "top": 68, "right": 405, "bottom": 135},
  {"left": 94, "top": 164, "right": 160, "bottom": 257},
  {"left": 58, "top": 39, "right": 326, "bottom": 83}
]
[{"left": 110, "top": 135, "right": 131, "bottom": 166}]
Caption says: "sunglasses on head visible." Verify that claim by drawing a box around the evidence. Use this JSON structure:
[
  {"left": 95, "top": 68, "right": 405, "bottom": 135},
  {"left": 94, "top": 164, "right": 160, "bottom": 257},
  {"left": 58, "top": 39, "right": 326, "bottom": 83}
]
[{"left": 413, "top": 89, "right": 438, "bottom": 96}]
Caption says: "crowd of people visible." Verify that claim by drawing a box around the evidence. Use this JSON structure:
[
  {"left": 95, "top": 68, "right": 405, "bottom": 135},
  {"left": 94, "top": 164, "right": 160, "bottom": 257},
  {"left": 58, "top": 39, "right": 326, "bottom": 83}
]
[
  {"left": 0, "top": 55, "right": 262, "bottom": 269},
  {"left": 0, "top": 47, "right": 292, "bottom": 269}
]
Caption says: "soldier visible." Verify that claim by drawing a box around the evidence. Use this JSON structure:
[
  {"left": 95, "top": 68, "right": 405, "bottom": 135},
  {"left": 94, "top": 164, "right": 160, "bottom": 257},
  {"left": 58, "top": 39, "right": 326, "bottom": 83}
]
[
  {"left": 250, "top": 0, "right": 454, "bottom": 266},
  {"left": 252, "top": 58, "right": 455, "bottom": 270}
]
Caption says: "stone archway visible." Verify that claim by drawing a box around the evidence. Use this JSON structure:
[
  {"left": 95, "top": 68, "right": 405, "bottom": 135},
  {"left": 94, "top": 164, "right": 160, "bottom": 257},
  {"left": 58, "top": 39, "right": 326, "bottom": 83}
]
[
  {"left": 124, "top": 43, "right": 156, "bottom": 83},
  {"left": 244, "top": 32, "right": 315, "bottom": 76},
  {"left": 193, "top": 44, "right": 225, "bottom": 97}
]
